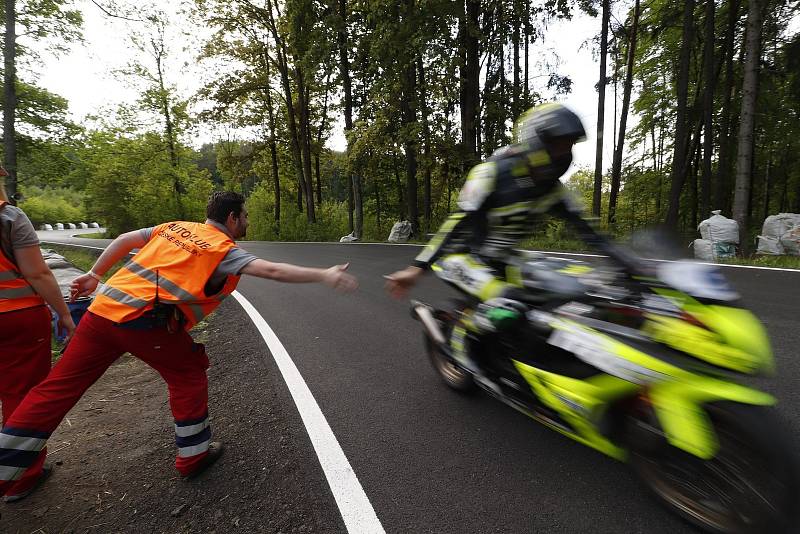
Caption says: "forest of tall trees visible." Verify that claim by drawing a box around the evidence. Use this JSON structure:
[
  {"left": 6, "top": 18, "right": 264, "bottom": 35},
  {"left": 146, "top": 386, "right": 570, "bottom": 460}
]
[{"left": 3, "top": 0, "right": 799, "bottom": 251}]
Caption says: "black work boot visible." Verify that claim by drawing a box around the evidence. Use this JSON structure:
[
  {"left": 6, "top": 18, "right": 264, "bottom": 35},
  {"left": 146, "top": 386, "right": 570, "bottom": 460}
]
[{"left": 183, "top": 441, "right": 225, "bottom": 480}]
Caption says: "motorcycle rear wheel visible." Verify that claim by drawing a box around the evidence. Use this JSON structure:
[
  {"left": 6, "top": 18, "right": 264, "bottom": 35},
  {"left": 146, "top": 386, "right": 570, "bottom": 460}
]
[
  {"left": 629, "top": 402, "right": 799, "bottom": 534},
  {"left": 423, "top": 310, "right": 476, "bottom": 392}
]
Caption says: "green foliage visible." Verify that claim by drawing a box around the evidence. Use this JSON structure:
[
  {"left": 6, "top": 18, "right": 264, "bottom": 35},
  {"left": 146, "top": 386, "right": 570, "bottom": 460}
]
[
  {"left": 19, "top": 186, "right": 85, "bottom": 225},
  {"left": 246, "top": 179, "right": 350, "bottom": 242},
  {"left": 80, "top": 130, "right": 213, "bottom": 235}
]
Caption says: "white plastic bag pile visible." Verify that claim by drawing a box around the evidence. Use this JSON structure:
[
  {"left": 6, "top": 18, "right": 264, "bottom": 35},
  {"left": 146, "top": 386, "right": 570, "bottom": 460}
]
[
  {"left": 339, "top": 232, "right": 359, "bottom": 243},
  {"left": 693, "top": 211, "right": 739, "bottom": 261},
  {"left": 387, "top": 220, "right": 413, "bottom": 243},
  {"left": 757, "top": 213, "right": 800, "bottom": 255}
]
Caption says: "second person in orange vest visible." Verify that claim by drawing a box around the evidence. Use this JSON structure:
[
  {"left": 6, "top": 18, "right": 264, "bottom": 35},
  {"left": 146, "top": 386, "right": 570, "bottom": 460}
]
[
  {"left": 0, "top": 191, "right": 358, "bottom": 496},
  {"left": 0, "top": 177, "right": 75, "bottom": 503}
]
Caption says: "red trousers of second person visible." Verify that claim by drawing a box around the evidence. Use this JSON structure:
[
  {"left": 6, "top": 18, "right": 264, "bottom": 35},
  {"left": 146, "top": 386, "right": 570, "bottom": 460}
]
[
  {"left": 0, "top": 311, "right": 212, "bottom": 496},
  {"left": 0, "top": 305, "right": 51, "bottom": 498}
]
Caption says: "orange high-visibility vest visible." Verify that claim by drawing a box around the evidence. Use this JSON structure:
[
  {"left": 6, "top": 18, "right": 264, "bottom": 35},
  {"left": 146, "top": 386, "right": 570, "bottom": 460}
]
[
  {"left": 88, "top": 221, "right": 241, "bottom": 329},
  {"left": 0, "top": 201, "right": 46, "bottom": 313}
]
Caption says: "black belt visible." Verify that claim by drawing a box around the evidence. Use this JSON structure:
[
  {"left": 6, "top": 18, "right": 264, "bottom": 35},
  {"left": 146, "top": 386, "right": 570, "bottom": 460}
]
[{"left": 116, "top": 304, "right": 185, "bottom": 331}]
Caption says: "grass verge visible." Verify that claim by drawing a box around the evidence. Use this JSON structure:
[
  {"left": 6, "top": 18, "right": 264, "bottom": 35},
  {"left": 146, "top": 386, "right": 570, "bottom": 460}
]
[
  {"left": 41, "top": 243, "right": 126, "bottom": 281},
  {"left": 76, "top": 231, "right": 111, "bottom": 239}
]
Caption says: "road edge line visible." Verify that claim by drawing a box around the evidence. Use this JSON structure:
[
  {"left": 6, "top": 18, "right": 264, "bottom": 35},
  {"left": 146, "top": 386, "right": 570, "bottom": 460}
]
[{"left": 231, "top": 291, "right": 386, "bottom": 534}]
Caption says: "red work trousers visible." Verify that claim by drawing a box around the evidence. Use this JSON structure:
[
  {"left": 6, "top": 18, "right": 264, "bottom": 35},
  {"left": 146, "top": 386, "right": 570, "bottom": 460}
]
[
  {"left": 0, "top": 305, "right": 51, "bottom": 497},
  {"left": 0, "top": 311, "right": 212, "bottom": 496}
]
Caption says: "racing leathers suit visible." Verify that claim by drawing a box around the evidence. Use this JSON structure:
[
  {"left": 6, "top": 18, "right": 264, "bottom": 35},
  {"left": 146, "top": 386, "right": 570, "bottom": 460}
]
[{"left": 412, "top": 145, "right": 636, "bottom": 372}]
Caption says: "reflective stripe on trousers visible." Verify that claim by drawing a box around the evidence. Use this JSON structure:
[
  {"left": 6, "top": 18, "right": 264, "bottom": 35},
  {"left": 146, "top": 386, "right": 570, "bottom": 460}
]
[{"left": 175, "top": 414, "right": 211, "bottom": 458}]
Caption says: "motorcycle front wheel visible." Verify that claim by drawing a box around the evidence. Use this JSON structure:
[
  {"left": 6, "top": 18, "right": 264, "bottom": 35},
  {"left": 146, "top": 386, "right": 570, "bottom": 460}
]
[
  {"left": 423, "top": 309, "right": 476, "bottom": 393},
  {"left": 629, "top": 402, "right": 799, "bottom": 534}
]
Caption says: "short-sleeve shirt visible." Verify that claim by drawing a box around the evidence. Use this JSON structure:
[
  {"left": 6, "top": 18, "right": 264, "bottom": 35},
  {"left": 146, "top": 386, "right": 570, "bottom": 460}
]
[
  {"left": 138, "top": 222, "right": 257, "bottom": 295},
  {"left": 0, "top": 203, "right": 39, "bottom": 264}
]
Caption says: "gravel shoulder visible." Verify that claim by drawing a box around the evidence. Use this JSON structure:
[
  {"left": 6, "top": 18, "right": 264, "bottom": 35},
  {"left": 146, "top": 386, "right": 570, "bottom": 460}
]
[{"left": 1, "top": 299, "right": 345, "bottom": 534}]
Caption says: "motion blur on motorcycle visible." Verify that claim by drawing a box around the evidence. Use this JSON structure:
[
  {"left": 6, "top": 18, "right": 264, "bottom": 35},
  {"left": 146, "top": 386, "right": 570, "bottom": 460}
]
[{"left": 385, "top": 103, "right": 799, "bottom": 534}]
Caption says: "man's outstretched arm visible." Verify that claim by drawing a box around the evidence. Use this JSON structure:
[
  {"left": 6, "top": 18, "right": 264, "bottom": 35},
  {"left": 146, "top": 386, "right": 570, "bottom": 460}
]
[{"left": 242, "top": 259, "right": 358, "bottom": 292}]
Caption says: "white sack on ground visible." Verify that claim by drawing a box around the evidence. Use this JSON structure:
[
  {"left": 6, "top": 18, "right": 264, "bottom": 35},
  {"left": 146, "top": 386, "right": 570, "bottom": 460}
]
[
  {"left": 780, "top": 226, "right": 800, "bottom": 256},
  {"left": 693, "top": 239, "right": 715, "bottom": 261},
  {"left": 698, "top": 210, "right": 740, "bottom": 244},
  {"left": 388, "top": 221, "right": 413, "bottom": 243},
  {"left": 761, "top": 213, "right": 800, "bottom": 239},
  {"left": 756, "top": 236, "right": 785, "bottom": 255}
]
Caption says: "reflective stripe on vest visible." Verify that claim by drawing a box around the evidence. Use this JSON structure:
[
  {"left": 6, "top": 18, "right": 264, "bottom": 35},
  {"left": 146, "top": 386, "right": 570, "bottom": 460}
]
[
  {"left": 123, "top": 259, "right": 196, "bottom": 301},
  {"left": 97, "top": 264, "right": 230, "bottom": 325},
  {"left": 0, "top": 285, "right": 37, "bottom": 299},
  {"left": 0, "top": 203, "right": 46, "bottom": 313},
  {"left": 97, "top": 283, "right": 150, "bottom": 309},
  {"left": 0, "top": 270, "right": 22, "bottom": 282}
]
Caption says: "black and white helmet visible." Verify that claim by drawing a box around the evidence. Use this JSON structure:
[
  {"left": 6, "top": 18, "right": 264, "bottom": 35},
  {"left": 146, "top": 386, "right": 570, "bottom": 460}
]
[
  {"left": 513, "top": 103, "right": 586, "bottom": 180},
  {"left": 514, "top": 103, "right": 586, "bottom": 146}
]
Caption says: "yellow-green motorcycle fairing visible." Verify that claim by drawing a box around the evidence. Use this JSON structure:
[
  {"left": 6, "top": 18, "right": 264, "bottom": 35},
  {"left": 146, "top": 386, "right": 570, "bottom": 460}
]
[
  {"left": 647, "top": 374, "right": 775, "bottom": 459},
  {"left": 512, "top": 361, "right": 636, "bottom": 460},
  {"left": 513, "top": 318, "right": 775, "bottom": 461},
  {"left": 648, "top": 288, "right": 774, "bottom": 375}
]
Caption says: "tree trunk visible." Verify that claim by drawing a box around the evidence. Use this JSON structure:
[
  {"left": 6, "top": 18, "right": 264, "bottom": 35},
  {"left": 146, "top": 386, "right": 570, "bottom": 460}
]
[
  {"left": 263, "top": 55, "right": 280, "bottom": 228},
  {"left": 155, "top": 52, "right": 178, "bottom": 168},
  {"left": 418, "top": 58, "right": 432, "bottom": 233},
  {"left": 762, "top": 153, "right": 771, "bottom": 222},
  {"left": 393, "top": 150, "right": 406, "bottom": 218},
  {"left": 664, "top": 0, "right": 696, "bottom": 229},
  {"left": 401, "top": 59, "right": 419, "bottom": 234},
  {"left": 458, "top": 0, "right": 480, "bottom": 163},
  {"left": 592, "top": 0, "right": 610, "bottom": 218},
  {"left": 270, "top": 140, "right": 280, "bottom": 227},
  {"left": 297, "top": 179, "right": 303, "bottom": 211},
  {"left": 691, "top": 139, "right": 701, "bottom": 230},
  {"left": 523, "top": 2, "right": 529, "bottom": 110},
  {"left": 607, "top": 0, "right": 640, "bottom": 226},
  {"left": 153, "top": 44, "right": 184, "bottom": 219},
  {"left": 701, "top": 0, "right": 715, "bottom": 215},
  {"left": 3, "top": 0, "right": 17, "bottom": 203},
  {"left": 295, "top": 68, "right": 316, "bottom": 222},
  {"left": 375, "top": 174, "right": 381, "bottom": 234},
  {"left": 512, "top": 0, "right": 521, "bottom": 120},
  {"left": 482, "top": 46, "right": 496, "bottom": 157},
  {"left": 337, "top": 0, "right": 360, "bottom": 237},
  {"left": 314, "top": 154, "right": 321, "bottom": 206},
  {"left": 779, "top": 166, "right": 787, "bottom": 213},
  {"left": 732, "top": 0, "right": 763, "bottom": 253},
  {"left": 265, "top": 2, "right": 307, "bottom": 218},
  {"left": 347, "top": 170, "right": 353, "bottom": 230},
  {"left": 650, "top": 121, "right": 658, "bottom": 171},
  {"left": 716, "top": 0, "right": 740, "bottom": 213},
  {"left": 314, "top": 77, "right": 331, "bottom": 208}
]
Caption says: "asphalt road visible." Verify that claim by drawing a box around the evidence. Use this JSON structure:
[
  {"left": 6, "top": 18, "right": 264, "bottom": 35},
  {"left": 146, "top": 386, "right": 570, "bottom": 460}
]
[{"left": 39, "top": 232, "right": 800, "bottom": 534}]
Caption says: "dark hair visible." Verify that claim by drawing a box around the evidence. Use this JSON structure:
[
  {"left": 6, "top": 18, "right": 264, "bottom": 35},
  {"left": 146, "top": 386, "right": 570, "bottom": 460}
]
[{"left": 206, "top": 191, "right": 245, "bottom": 224}]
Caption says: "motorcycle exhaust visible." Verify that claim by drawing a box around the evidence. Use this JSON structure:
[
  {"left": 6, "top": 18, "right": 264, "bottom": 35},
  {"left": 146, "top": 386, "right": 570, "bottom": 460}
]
[{"left": 410, "top": 300, "right": 447, "bottom": 346}]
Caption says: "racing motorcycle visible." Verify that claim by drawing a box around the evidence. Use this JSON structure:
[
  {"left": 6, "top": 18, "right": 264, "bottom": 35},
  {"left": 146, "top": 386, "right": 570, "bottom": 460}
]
[{"left": 411, "top": 253, "right": 799, "bottom": 533}]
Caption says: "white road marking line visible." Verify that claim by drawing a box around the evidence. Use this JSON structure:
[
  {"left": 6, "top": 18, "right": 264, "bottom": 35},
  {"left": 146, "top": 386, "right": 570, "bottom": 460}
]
[{"left": 231, "top": 291, "right": 385, "bottom": 534}]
